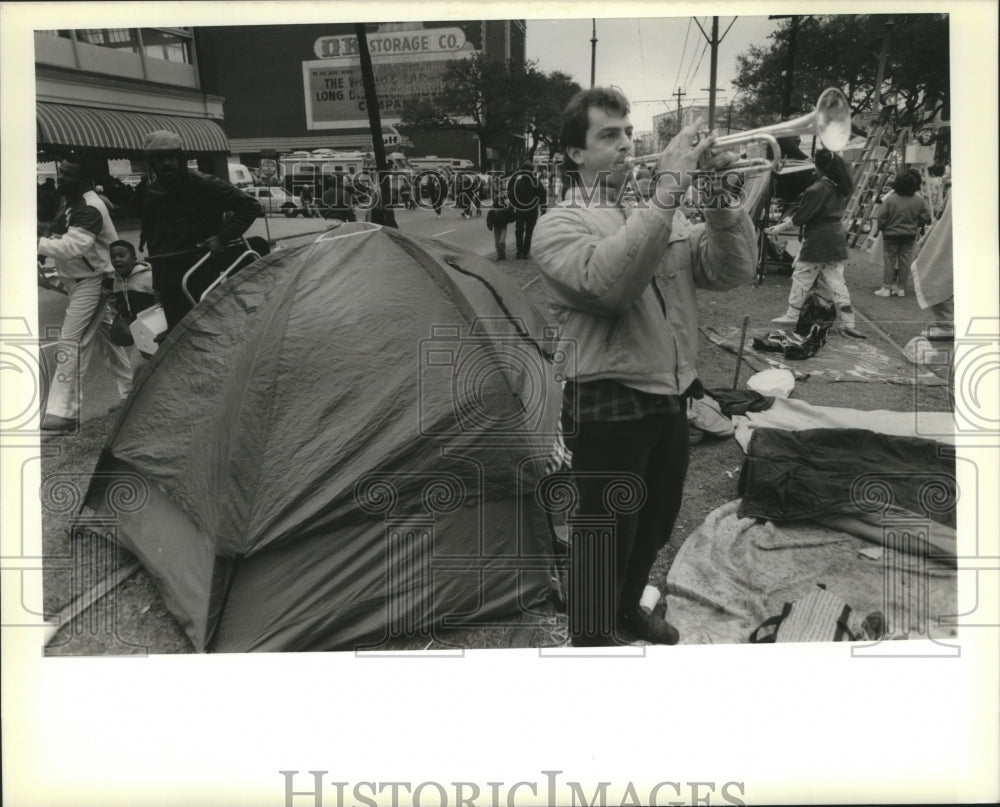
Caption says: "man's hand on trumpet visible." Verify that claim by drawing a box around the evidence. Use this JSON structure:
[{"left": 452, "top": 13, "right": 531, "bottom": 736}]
[
  {"left": 651, "top": 119, "right": 745, "bottom": 210},
  {"left": 654, "top": 119, "right": 739, "bottom": 188}
]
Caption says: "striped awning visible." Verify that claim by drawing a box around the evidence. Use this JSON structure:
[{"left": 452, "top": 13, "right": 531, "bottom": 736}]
[{"left": 37, "top": 103, "right": 230, "bottom": 154}]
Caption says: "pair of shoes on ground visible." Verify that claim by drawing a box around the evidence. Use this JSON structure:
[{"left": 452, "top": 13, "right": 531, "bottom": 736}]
[
  {"left": 875, "top": 287, "right": 906, "bottom": 297},
  {"left": 40, "top": 414, "right": 78, "bottom": 435}
]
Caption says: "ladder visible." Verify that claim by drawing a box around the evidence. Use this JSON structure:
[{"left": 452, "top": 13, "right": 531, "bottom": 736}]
[{"left": 843, "top": 126, "right": 910, "bottom": 247}]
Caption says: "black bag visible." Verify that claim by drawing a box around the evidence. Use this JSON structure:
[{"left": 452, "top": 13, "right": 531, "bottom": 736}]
[
  {"left": 752, "top": 291, "right": 837, "bottom": 360},
  {"left": 794, "top": 291, "right": 837, "bottom": 342},
  {"left": 109, "top": 309, "right": 135, "bottom": 347}
]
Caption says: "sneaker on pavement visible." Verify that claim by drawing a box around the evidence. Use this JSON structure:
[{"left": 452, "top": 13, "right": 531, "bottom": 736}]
[
  {"left": 840, "top": 325, "right": 867, "bottom": 339},
  {"left": 893, "top": 288, "right": 906, "bottom": 297},
  {"left": 771, "top": 313, "right": 797, "bottom": 326},
  {"left": 874, "top": 287, "right": 892, "bottom": 297}
]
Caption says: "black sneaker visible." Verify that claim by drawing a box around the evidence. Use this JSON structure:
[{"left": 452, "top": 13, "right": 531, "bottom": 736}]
[{"left": 619, "top": 610, "right": 679, "bottom": 645}]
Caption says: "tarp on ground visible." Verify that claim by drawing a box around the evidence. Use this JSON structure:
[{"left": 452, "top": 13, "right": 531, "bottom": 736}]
[
  {"left": 83, "top": 223, "right": 563, "bottom": 652},
  {"left": 665, "top": 500, "right": 958, "bottom": 645}
]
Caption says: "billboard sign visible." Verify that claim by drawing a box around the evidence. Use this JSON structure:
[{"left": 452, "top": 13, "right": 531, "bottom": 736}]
[{"left": 303, "top": 24, "right": 476, "bottom": 129}]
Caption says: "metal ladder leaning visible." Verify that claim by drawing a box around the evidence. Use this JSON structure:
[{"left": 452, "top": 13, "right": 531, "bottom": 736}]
[{"left": 843, "top": 125, "right": 910, "bottom": 247}]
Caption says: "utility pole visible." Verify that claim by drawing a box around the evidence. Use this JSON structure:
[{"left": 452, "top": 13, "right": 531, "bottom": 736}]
[
  {"left": 769, "top": 15, "right": 803, "bottom": 117},
  {"left": 590, "top": 19, "right": 597, "bottom": 87},
  {"left": 673, "top": 87, "right": 687, "bottom": 128},
  {"left": 693, "top": 16, "right": 737, "bottom": 131},
  {"left": 355, "top": 23, "right": 397, "bottom": 228},
  {"left": 708, "top": 17, "right": 719, "bottom": 129}
]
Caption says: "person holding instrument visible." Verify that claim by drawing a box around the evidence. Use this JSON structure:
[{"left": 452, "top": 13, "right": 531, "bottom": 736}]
[
  {"left": 532, "top": 87, "right": 757, "bottom": 647},
  {"left": 766, "top": 148, "right": 865, "bottom": 338}
]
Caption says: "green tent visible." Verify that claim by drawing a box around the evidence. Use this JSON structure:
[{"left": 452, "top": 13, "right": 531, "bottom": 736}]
[{"left": 84, "top": 223, "right": 562, "bottom": 651}]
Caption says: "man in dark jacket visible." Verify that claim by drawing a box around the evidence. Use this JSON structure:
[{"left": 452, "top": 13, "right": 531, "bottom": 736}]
[
  {"left": 506, "top": 162, "right": 548, "bottom": 259},
  {"left": 140, "top": 130, "right": 261, "bottom": 329}
]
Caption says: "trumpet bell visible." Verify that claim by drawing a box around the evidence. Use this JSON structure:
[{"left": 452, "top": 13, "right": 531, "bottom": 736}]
[
  {"left": 709, "top": 87, "right": 852, "bottom": 172},
  {"left": 812, "top": 87, "right": 852, "bottom": 152}
]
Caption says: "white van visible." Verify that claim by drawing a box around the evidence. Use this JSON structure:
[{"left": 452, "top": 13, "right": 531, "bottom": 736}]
[
  {"left": 228, "top": 163, "right": 254, "bottom": 188},
  {"left": 410, "top": 156, "right": 475, "bottom": 172}
]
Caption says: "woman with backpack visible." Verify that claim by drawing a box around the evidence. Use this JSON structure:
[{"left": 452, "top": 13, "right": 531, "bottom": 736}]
[{"left": 766, "top": 148, "right": 865, "bottom": 339}]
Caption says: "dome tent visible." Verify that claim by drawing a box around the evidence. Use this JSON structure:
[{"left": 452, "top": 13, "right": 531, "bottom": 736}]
[{"left": 83, "top": 223, "right": 563, "bottom": 652}]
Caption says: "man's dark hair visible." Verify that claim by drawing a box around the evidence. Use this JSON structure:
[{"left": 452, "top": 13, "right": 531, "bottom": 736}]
[
  {"left": 559, "top": 86, "right": 631, "bottom": 187},
  {"left": 109, "top": 240, "right": 137, "bottom": 258},
  {"left": 927, "top": 163, "right": 946, "bottom": 178},
  {"left": 891, "top": 170, "right": 920, "bottom": 197}
]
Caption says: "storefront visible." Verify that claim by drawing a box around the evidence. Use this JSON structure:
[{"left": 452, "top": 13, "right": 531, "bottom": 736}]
[{"left": 36, "top": 28, "right": 232, "bottom": 200}]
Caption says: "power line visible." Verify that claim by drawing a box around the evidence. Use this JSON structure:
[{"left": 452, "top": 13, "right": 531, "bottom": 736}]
[
  {"left": 680, "top": 20, "right": 706, "bottom": 92},
  {"left": 673, "top": 17, "right": 692, "bottom": 93},
  {"left": 683, "top": 38, "right": 709, "bottom": 95}
]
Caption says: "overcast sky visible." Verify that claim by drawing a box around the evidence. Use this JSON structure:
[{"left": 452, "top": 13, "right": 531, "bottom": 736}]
[{"left": 526, "top": 15, "right": 783, "bottom": 134}]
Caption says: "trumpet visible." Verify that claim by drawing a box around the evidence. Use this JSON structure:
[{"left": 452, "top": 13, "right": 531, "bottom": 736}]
[
  {"left": 631, "top": 88, "right": 852, "bottom": 176},
  {"left": 708, "top": 87, "right": 852, "bottom": 173}
]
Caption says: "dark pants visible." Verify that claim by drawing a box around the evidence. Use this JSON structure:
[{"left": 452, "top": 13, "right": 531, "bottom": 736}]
[
  {"left": 564, "top": 411, "right": 689, "bottom": 646},
  {"left": 514, "top": 210, "right": 539, "bottom": 257},
  {"left": 493, "top": 224, "right": 508, "bottom": 259}
]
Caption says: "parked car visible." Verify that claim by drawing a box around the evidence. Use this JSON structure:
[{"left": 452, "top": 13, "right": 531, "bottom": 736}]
[{"left": 243, "top": 186, "right": 292, "bottom": 216}]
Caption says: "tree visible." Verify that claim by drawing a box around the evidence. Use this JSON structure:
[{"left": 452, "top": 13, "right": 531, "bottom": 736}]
[
  {"left": 522, "top": 70, "right": 583, "bottom": 161},
  {"left": 733, "top": 14, "right": 949, "bottom": 132},
  {"left": 400, "top": 52, "right": 536, "bottom": 169}
]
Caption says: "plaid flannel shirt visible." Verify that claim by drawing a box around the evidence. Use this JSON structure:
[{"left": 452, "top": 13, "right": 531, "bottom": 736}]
[{"left": 562, "top": 379, "right": 692, "bottom": 425}]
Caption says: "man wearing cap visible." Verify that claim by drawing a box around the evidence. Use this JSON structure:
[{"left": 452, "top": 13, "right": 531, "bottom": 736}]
[
  {"left": 139, "top": 130, "right": 261, "bottom": 329},
  {"left": 37, "top": 158, "right": 133, "bottom": 434}
]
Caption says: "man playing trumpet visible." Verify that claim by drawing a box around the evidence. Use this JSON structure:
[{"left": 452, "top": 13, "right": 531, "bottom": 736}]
[{"left": 532, "top": 87, "right": 757, "bottom": 647}]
